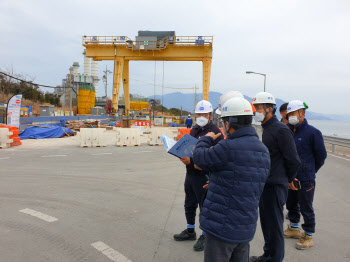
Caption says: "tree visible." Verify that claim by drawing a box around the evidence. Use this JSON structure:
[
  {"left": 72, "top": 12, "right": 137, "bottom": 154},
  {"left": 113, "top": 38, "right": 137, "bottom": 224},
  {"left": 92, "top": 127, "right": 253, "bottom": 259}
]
[{"left": 148, "top": 99, "right": 160, "bottom": 107}]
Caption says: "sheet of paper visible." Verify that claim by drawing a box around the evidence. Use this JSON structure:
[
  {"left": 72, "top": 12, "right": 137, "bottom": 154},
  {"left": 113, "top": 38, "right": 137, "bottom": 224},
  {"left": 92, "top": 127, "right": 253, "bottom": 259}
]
[{"left": 161, "top": 135, "right": 177, "bottom": 152}]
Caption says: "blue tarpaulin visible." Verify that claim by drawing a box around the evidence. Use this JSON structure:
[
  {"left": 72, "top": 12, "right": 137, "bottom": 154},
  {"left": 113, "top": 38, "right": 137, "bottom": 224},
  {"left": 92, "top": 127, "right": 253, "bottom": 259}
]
[
  {"left": 19, "top": 124, "right": 74, "bottom": 139},
  {"left": 168, "top": 122, "right": 179, "bottom": 127}
]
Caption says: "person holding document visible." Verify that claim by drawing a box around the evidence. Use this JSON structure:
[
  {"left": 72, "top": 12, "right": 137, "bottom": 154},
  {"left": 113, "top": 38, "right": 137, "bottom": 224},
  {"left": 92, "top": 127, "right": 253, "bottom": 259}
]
[
  {"left": 173, "top": 100, "right": 223, "bottom": 252},
  {"left": 193, "top": 97, "right": 270, "bottom": 262}
]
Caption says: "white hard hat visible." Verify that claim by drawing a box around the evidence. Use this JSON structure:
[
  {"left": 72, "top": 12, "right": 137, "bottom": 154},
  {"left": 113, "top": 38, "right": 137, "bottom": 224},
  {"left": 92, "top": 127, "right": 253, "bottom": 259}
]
[
  {"left": 221, "top": 97, "right": 254, "bottom": 117},
  {"left": 252, "top": 92, "right": 276, "bottom": 105},
  {"left": 215, "top": 91, "right": 244, "bottom": 115},
  {"left": 188, "top": 114, "right": 191, "bottom": 117},
  {"left": 195, "top": 100, "right": 213, "bottom": 113},
  {"left": 287, "top": 100, "right": 307, "bottom": 114}
]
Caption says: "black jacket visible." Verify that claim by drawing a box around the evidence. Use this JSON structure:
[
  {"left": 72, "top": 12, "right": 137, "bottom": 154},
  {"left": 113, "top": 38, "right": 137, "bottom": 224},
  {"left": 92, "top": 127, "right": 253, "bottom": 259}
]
[
  {"left": 261, "top": 115, "right": 301, "bottom": 185},
  {"left": 292, "top": 119, "right": 327, "bottom": 181},
  {"left": 187, "top": 122, "right": 224, "bottom": 176}
]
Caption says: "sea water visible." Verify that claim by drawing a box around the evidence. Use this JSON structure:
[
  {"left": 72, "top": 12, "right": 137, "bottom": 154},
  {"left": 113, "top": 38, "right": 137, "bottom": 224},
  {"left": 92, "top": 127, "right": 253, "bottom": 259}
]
[{"left": 308, "top": 120, "right": 350, "bottom": 139}]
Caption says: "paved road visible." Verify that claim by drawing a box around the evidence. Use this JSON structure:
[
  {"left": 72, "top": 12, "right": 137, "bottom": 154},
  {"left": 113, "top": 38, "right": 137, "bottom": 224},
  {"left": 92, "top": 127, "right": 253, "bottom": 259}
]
[{"left": 0, "top": 145, "right": 349, "bottom": 262}]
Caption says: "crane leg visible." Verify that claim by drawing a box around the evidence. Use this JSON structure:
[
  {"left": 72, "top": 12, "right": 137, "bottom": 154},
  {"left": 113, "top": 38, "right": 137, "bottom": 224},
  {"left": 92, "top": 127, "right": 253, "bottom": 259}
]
[
  {"left": 112, "top": 58, "right": 124, "bottom": 111},
  {"left": 202, "top": 58, "right": 212, "bottom": 100},
  {"left": 122, "top": 60, "right": 130, "bottom": 116}
]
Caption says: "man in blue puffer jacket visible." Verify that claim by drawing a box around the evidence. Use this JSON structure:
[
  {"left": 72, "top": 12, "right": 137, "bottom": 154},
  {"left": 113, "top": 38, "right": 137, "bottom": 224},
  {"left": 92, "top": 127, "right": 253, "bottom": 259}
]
[
  {"left": 193, "top": 97, "right": 271, "bottom": 262},
  {"left": 283, "top": 100, "right": 327, "bottom": 250}
]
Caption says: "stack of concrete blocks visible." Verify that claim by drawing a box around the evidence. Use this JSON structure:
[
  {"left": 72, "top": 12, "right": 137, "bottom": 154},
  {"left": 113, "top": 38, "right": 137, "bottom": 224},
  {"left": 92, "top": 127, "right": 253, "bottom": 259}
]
[
  {"left": 116, "top": 128, "right": 142, "bottom": 147},
  {"left": 148, "top": 127, "right": 179, "bottom": 146},
  {"left": 0, "top": 128, "right": 13, "bottom": 149},
  {"left": 80, "top": 128, "right": 107, "bottom": 147}
]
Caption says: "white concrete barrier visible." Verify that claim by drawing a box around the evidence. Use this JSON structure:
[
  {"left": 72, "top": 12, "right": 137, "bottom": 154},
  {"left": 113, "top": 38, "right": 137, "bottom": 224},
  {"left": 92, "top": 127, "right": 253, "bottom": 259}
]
[
  {"left": 0, "top": 128, "right": 13, "bottom": 149},
  {"left": 148, "top": 127, "right": 179, "bottom": 146},
  {"left": 79, "top": 128, "right": 106, "bottom": 147},
  {"left": 116, "top": 128, "right": 142, "bottom": 147}
]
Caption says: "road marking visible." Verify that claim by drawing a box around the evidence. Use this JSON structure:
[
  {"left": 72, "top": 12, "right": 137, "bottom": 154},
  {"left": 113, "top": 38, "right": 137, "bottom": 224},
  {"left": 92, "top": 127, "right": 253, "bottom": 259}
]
[
  {"left": 91, "top": 241, "right": 132, "bottom": 262},
  {"left": 19, "top": 208, "right": 58, "bottom": 222},
  {"left": 91, "top": 153, "right": 113, "bottom": 156},
  {"left": 0, "top": 157, "right": 10, "bottom": 160},
  {"left": 328, "top": 153, "right": 350, "bottom": 162},
  {"left": 41, "top": 155, "right": 67, "bottom": 158}
]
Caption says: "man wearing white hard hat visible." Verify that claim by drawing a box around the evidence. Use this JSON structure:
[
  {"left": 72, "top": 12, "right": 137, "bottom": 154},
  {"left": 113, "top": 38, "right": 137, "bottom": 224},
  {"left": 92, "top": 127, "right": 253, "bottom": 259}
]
[
  {"left": 215, "top": 91, "right": 257, "bottom": 128},
  {"left": 174, "top": 100, "right": 223, "bottom": 252},
  {"left": 193, "top": 97, "right": 270, "bottom": 262},
  {"left": 250, "top": 92, "right": 301, "bottom": 262},
  {"left": 215, "top": 90, "right": 244, "bottom": 115},
  {"left": 283, "top": 100, "right": 327, "bottom": 250}
]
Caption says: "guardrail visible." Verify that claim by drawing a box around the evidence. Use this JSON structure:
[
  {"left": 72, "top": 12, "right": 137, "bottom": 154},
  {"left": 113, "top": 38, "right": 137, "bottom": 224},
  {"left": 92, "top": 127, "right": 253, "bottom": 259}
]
[
  {"left": 82, "top": 35, "right": 213, "bottom": 50},
  {"left": 323, "top": 136, "right": 350, "bottom": 152},
  {"left": 253, "top": 124, "right": 349, "bottom": 153}
]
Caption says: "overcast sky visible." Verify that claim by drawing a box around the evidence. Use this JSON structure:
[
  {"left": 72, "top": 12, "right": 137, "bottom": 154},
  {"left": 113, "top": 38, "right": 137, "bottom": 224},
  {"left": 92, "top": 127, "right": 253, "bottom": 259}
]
[{"left": 1, "top": 0, "right": 349, "bottom": 114}]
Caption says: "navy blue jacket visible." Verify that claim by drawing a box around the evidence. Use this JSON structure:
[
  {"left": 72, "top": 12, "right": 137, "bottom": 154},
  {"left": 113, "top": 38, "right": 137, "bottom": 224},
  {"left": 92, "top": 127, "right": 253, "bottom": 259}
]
[
  {"left": 292, "top": 119, "right": 327, "bottom": 181},
  {"left": 262, "top": 116, "right": 301, "bottom": 185},
  {"left": 186, "top": 122, "right": 224, "bottom": 176},
  {"left": 186, "top": 117, "right": 192, "bottom": 126},
  {"left": 193, "top": 126, "right": 270, "bottom": 243}
]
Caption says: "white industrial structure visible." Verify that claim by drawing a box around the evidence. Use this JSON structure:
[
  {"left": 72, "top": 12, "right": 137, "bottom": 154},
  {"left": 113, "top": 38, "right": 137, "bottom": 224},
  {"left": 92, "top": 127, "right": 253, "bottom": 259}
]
[
  {"left": 84, "top": 49, "right": 99, "bottom": 95},
  {"left": 57, "top": 50, "right": 99, "bottom": 107}
]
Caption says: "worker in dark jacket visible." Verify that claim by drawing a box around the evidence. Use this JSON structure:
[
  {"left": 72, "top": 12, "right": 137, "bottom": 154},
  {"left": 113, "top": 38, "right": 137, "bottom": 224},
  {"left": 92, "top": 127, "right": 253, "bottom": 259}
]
[
  {"left": 250, "top": 92, "right": 301, "bottom": 262},
  {"left": 193, "top": 97, "right": 270, "bottom": 262},
  {"left": 174, "top": 100, "right": 223, "bottom": 252},
  {"left": 284, "top": 100, "right": 327, "bottom": 250},
  {"left": 186, "top": 114, "right": 193, "bottom": 128},
  {"left": 279, "top": 103, "right": 289, "bottom": 124}
]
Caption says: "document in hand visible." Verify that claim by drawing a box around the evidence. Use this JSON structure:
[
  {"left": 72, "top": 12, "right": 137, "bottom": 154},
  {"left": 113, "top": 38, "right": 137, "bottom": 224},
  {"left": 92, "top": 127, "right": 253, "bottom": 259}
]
[{"left": 161, "top": 134, "right": 198, "bottom": 158}]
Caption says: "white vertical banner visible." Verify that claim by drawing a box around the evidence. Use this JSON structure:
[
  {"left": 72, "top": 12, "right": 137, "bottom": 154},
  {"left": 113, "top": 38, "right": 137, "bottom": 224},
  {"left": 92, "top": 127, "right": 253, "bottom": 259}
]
[{"left": 7, "top": 94, "right": 22, "bottom": 128}]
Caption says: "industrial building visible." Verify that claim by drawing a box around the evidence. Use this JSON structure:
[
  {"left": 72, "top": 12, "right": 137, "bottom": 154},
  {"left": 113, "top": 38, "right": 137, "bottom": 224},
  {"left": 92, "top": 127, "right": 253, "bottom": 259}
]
[{"left": 56, "top": 50, "right": 99, "bottom": 114}]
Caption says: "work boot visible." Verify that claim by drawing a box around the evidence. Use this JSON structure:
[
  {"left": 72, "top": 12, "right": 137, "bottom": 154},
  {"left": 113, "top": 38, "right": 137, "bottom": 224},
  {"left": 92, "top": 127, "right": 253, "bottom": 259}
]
[
  {"left": 250, "top": 255, "right": 267, "bottom": 262},
  {"left": 193, "top": 234, "right": 205, "bottom": 251},
  {"left": 173, "top": 229, "right": 196, "bottom": 241},
  {"left": 284, "top": 225, "right": 301, "bottom": 239},
  {"left": 296, "top": 233, "right": 313, "bottom": 250}
]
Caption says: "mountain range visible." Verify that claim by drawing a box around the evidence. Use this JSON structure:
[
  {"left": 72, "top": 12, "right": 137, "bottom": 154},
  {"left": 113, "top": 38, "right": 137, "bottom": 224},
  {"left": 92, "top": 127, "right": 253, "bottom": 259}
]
[{"left": 148, "top": 91, "right": 350, "bottom": 121}]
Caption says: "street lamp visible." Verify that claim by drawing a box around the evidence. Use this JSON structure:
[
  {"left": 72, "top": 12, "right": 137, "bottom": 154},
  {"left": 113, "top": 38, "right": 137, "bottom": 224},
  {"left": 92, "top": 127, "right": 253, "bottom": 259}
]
[{"left": 246, "top": 71, "right": 266, "bottom": 92}]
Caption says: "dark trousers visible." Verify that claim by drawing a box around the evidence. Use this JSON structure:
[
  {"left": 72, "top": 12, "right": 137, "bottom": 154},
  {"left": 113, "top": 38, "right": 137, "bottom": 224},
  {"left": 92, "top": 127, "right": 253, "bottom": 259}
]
[
  {"left": 187, "top": 125, "right": 192, "bottom": 129},
  {"left": 259, "top": 183, "right": 288, "bottom": 262},
  {"left": 286, "top": 180, "right": 316, "bottom": 233},
  {"left": 184, "top": 174, "right": 207, "bottom": 225},
  {"left": 204, "top": 233, "right": 249, "bottom": 262}
]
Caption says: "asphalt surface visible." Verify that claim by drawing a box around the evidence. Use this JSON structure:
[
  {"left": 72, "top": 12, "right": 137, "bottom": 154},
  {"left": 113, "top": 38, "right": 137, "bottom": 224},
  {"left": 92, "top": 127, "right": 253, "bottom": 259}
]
[{"left": 0, "top": 144, "right": 349, "bottom": 262}]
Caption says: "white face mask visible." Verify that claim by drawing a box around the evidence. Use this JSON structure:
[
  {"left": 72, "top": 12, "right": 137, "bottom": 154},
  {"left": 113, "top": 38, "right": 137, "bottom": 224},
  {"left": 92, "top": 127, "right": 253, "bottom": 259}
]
[
  {"left": 253, "top": 112, "right": 265, "bottom": 122},
  {"left": 196, "top": 116, "right": 209, "bottom": 127},
  {"left": 289, "top": 116, "right": 300, "bottom": 125}
]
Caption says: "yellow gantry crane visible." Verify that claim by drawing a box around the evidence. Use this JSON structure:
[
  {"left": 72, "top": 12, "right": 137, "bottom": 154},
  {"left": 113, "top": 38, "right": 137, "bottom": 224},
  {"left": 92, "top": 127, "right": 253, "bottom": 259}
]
[{"left": 82, "top": 32, "right": 213, "bottom": 113}]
